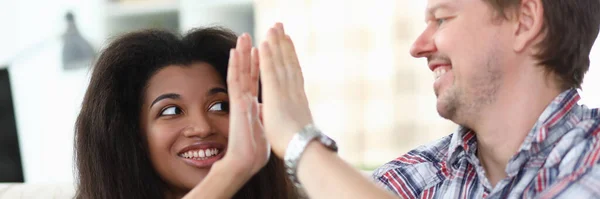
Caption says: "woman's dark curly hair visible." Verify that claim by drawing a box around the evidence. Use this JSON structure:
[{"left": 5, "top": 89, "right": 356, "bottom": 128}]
[{"left": 74, "top": 27, "right": 298, "bottom": 199}]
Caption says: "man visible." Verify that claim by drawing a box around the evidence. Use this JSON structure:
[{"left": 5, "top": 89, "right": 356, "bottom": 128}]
[
  {"left": 372, "top": 0, "right": 600, "bottom": 198},
  {"left": 241, "top": 0, "right": 600, "bottom": 198}
]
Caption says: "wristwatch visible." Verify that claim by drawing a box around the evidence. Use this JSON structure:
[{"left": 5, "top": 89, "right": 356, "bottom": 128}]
[{"left": 284, "top": 124, "right": 338, "bottom": 188}]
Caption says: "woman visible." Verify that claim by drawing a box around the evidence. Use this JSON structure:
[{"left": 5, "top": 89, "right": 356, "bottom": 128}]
[{"left": 74, "top": 27, "right": 298, "bottom": 199}]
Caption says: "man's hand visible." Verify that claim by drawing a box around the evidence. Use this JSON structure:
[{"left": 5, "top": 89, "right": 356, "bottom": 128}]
[{"left": 256, "top": 23, "right": 315, "bottom": 157}]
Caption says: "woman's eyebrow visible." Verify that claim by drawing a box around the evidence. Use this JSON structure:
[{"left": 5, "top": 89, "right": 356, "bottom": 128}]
[
  {"left": 207, "top": 87, "right": 228, "bottom": 96},
  {"left": 150, "top": 93, "right": 180, "bottom": 108}
]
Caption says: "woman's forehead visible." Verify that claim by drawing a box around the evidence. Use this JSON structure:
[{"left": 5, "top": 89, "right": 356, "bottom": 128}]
[{"left": 144, "top": 63, "right": 226, "bottom": 100}]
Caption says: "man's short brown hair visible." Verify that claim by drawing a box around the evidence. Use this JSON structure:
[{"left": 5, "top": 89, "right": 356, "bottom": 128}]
[{"left": 485, "top": 0, "right": 600, "bottom": 89}]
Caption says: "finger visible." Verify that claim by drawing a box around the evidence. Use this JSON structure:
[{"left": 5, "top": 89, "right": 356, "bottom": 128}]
[
  {"left": 257, "top": 103, "right": 264, "bottom": 122},
  {"left": 226, "top": 49, "right": 241, "bottom": 97},
  {"left": 236, "top": 34, "right": 252, "bottom": 93},
  {"left": 266, "top": 27, "right": 286, "bottom": 79},
  {"left": 280, "top": 35, "right": 300, "bottom": 68},
  {"left": 275, "top": 22, "right": 286, "bottom": 36},
  {"left": 274, "top": 23, "right": 304, "bottom": 88},
  {"left": 250, "top": 47, "right": 260, "bottom": 97},
  {"left": 232, "top": 97, "right": 253, "bottom": 152},
  {"left": 258, "top": 41, "right": 279, "bottom": 91},
  {"left": 280, "top": 35, "right": 303, "bottom": 85},
  {"left": 250, "top": 100, "right": 270, "bottom": 170}
]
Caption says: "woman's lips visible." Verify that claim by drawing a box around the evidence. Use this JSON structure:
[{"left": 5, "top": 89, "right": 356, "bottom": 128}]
[
  {"left": 179, "top": 148, "right": 226, "bottom": 169},
  {"left": 177, "top": 142, "right": 226, "bottom": 169}
]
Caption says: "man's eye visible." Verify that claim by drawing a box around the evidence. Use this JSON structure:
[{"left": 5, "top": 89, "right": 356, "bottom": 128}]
[
  {"left": 209, "top": 101, "right": 230, "bottom": 112},
  {"left": 160, "top": 106, "right": 182, "bottom": 116},
  {"left": 437, "top": 18, "right": 446, "bottom": 25}
]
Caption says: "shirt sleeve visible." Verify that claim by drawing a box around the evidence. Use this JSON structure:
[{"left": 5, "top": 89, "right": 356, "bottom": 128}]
[
  {"left": 371, "top": 164, "right": 438, "bottom": 199},
  {"left": 537, "top": 162, "right": 600, "bottom": 198},
  {"left": 371, "top": 167, "right": 403, "bottom": 196}
]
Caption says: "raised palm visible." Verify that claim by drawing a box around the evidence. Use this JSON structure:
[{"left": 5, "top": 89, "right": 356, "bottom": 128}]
[{"left": 219, "top": 34, "right": 269, "bottom": 176}]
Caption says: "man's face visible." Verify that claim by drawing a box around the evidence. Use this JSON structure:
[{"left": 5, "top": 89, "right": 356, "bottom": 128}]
[{"left": 411, "top": 0, "right": 515, "bottom": 125}]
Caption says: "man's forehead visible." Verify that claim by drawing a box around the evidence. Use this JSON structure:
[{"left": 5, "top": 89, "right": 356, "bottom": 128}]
[
  {"left": 427, "top": 0, "right": 450, "bottom": 6},
  {"left": 425, "top": 0, "right": 465, "bottom": 17},
  {"left": 426, "top": 0, "right": 465, "bottom": 11}
]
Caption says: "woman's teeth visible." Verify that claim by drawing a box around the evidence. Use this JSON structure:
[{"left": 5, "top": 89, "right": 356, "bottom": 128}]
[{"left": 180, "top": 148, "right": 220, "bottom": 159}]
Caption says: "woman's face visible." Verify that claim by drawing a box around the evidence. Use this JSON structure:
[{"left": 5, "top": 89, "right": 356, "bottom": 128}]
[{"left": 140, "top": 63, "right": 230, "bottom": 195}]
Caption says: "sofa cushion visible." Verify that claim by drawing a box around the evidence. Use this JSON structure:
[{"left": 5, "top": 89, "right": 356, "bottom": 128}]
[{"left": 0, "top": 183, "right": 75, "bottom": 199}]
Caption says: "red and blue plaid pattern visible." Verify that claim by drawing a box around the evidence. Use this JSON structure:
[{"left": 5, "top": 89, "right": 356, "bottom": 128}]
[{"left": 373, "top": 89, "right": 600, "bottom": 199}]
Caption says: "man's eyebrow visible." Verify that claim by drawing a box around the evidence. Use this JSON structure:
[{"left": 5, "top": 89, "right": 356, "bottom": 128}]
[
  {"left": 428, "top": 2, "right": 452, "bottom": 14},
  {"left": 425, "top": 2, "right": 452, "bottom": 22}
]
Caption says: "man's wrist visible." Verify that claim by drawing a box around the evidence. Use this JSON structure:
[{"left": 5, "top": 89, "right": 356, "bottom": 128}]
[
  {"left": 284, "top": 124, "right": 338, "bottom": 188},
  {"left": 295, "top": 140, "right": 337, "bottom": 187},
  {"left": 274, "top": 132, "right": 295, "bottom": 158}
]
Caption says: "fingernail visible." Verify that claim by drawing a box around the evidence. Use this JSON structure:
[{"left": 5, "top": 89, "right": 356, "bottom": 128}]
[{"left": 268, "top": 28, "right": 275, "bottom": 36}]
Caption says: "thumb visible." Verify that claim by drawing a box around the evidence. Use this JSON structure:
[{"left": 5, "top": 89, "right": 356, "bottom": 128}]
[{"left": 258, "top": 103, "right": 263, "bottom": 122}]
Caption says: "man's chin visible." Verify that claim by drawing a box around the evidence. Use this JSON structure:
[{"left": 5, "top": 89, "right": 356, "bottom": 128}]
[
  {"left": 436, "top": 109, "right": 453, "bottom": 120},
  {"left": 436, "top": 99, "right": 456, "bottom": 120}
]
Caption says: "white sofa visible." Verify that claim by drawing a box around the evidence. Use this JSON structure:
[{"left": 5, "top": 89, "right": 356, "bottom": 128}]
[
  {"left": 0, "top": 170, "right": 373, "bottom": 198},
  {"left": 0, "top": 183, "right": 75, "bottom": 199}
]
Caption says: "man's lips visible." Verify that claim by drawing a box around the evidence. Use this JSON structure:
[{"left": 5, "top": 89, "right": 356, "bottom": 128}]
[{"left": 428, "top": 61, "right": 452, "bottom": 71}]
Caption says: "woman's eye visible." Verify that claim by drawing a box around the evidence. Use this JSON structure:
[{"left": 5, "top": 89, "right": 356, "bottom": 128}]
[
  {"left": 160, "top": 106, "right": 182, "bottom": 116},
  {"left": 209, "top": 101, "right": 230, "bottom": 112}
]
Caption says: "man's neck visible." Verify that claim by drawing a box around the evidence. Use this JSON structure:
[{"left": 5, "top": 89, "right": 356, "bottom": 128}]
[{"left": 467, "top": 64, "right": 563, "bottom": 187}]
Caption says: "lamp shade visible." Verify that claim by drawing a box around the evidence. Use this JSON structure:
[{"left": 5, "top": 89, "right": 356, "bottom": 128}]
[{"left": 62, "top": 11, "right": 95, "bottom": 70}]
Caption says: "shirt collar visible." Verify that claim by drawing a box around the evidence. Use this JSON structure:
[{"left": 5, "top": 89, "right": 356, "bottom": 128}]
[
  {"left": 445, "top": 89, "right": 581, "bottom": 170},
  {"left": 447, "top": 126, "right": 477, "bottom": 169},
  {"left": 514, "top": 89, "right": 580, "bottom": 157}
]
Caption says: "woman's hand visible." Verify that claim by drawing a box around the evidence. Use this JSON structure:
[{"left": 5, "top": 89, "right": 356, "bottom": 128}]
[
  {"left": 219, "top": 33, "right": 269, "bottom": 179},
  {"left": 257, "top": 23, "right": 314, "bottom": 158},
  {"left": 183, "top": 33, "right": 269, "bottom": 199}
]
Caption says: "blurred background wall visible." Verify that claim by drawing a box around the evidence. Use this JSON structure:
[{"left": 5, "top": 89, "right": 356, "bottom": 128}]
[{"left": 0, "top": 0, "right": 598, "bottom": 183}]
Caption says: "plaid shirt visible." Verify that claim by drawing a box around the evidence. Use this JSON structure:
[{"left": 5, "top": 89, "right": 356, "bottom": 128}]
[{"left": 373, "top": 89, "right": 600, "bottom": 199}]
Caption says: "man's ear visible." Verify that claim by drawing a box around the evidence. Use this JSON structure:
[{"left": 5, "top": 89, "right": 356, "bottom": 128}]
[{"left": 513, "top": 0, "right": 544, "bottom": 53}]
